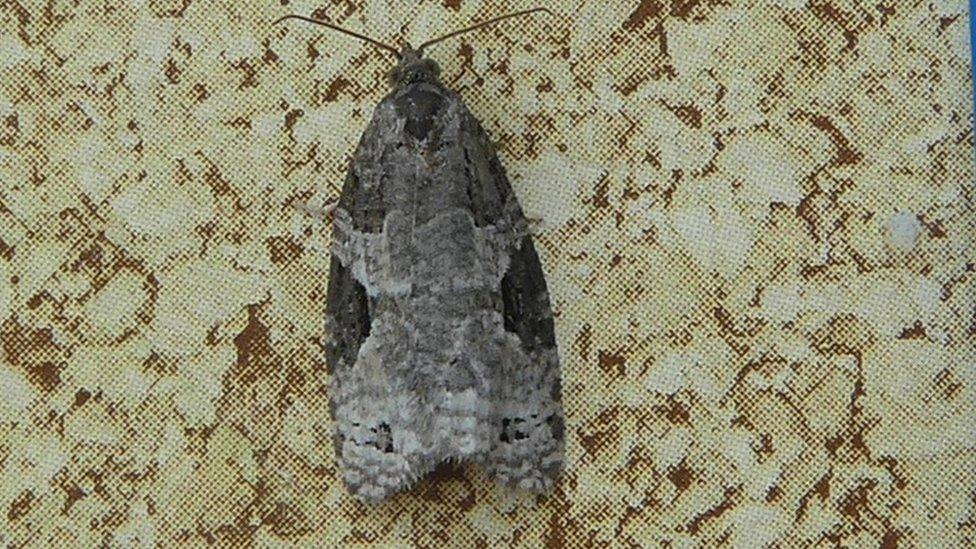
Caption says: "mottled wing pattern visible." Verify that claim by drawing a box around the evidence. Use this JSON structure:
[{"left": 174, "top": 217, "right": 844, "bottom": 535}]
[{"left": 457, "top": 111, "right": 565, "bottom": 490}]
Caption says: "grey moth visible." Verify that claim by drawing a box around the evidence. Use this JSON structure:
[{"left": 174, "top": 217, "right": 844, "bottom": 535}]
[{"left": 278, "top": 9, "right": 564, "bottom": 502}]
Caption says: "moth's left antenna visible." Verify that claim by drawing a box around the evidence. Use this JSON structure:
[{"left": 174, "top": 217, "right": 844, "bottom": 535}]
[{"left": 274, "top": 15, "right": 402, "bottom": 60}]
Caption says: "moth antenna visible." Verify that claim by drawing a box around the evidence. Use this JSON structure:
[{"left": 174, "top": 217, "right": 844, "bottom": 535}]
[
  {"left": 274, "top": 15, "right": 402, "bottom": 60},
  {"left": 418, "top": 8, "right": 553, "bottom": 53}
]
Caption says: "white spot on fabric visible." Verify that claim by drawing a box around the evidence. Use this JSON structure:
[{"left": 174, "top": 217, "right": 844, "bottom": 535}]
[{"left": 888, "top": 211, "right": 921, "bottom": 251}]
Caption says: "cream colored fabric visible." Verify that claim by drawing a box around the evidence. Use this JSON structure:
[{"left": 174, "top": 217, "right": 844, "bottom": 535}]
[{"left": 1, "top": 1, "right": 973, "bottom": 546}]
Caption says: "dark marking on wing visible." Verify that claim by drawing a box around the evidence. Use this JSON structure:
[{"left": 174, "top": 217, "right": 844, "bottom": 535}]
[
  {"left": 326, "top": 158, "right": 381, "bottom": 380},
  {"left": 324, "top": 258, "right": 370, "bottom": 377},
  {"left": 500, "top": 235, "right": 557, "bottom": 355}
]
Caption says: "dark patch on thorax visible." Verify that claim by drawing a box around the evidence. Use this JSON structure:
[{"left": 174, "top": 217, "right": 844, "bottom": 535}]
[{"left": 394, "top": 85, "right": 446, "bottom": 141}]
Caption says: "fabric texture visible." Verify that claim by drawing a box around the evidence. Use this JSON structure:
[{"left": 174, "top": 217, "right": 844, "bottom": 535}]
[{"left": 1, "top": 1, "right": 973, "bottom": 546}]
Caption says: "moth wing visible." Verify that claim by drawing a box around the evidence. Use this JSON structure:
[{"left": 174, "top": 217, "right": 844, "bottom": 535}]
[
  {"left": 324, "top": 121, "right": 431, "bottom": 502},
  {"left": 458, "top": 111, "right": 565, "bottom": 491}
]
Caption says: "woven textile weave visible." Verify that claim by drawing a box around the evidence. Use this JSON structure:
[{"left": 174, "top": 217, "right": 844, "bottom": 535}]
[{"left": 1, "top": 1, "right": 973, "bottom": 546}]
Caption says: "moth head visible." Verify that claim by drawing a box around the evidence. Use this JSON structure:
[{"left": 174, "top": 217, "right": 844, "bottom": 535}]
[{"left": 388, "top": 45, "right": 441, "bottom": 88}]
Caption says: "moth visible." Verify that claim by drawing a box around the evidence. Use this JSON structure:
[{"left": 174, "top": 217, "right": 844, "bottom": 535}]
[{"left": 277, "top": 9, "right": 564, "bottom": 502}]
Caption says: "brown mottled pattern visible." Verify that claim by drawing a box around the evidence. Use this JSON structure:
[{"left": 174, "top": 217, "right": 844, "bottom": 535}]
[{"left": 0, "top": 1, "right": 973, "bottom": 547}]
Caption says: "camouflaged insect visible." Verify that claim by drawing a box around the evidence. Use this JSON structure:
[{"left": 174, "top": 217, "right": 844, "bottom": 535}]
[{"left": 282, "top": 13, "right": 564, "bottom": 503}]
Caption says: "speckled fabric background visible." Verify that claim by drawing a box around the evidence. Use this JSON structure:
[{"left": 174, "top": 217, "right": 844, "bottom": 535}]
[{"left": 0, "top": 1, "right": 973, "bottom": 547}]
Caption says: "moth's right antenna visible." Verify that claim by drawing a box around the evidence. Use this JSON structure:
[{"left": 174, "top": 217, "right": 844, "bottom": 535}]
[
  {"left": 418, "top": 8, "right": 553, "bottom": 53},
  {"left": 274, "top": 15, "right": 402, "bottom": 60}
]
